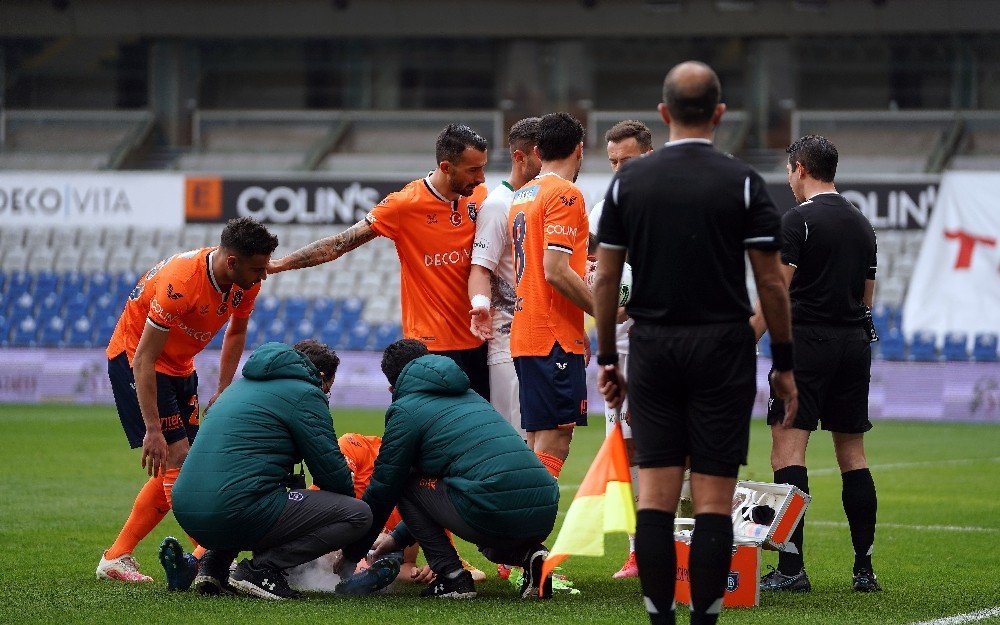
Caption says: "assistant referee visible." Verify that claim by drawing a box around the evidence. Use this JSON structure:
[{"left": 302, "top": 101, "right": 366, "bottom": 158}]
[
  {"left": 750, "top": 134, "right": 881, "bottom": 594},
  {"left": 593, "top": 61, "right": 798, "bottom": 625}
]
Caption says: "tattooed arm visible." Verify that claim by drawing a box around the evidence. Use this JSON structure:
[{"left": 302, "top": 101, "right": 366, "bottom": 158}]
[{"left": 267, "top": 220, "right": 378, "bottom": 273}]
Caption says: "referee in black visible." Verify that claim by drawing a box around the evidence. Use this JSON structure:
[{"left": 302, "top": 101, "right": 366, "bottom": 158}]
[
  {"left": 750, "top": 135, "right": 881, "bottom": 594},
  {"left": 593, "top": 60, "right": 798, "bottom": 625}
]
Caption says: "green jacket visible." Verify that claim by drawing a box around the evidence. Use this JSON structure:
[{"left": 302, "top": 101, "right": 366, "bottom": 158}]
[
  {"left": 344, "top": 354, "right": 559, "bottom": 561},
  {"left": 172, "top": 342, "right": 354, "bottom": 549}
]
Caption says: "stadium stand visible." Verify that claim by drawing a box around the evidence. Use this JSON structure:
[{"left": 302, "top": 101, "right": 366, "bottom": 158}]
[
  {"left": 949, "top": 112, "right": 1000, "bottom": 171},
  {"left": 909, "top": 330, "right": 939, "bottom": 362},
  {"left": 0, "top": 110, "right": 154, "bottom": 171},
  {"left": 972, "top": 333, "right": 999, "bottom": 362}
]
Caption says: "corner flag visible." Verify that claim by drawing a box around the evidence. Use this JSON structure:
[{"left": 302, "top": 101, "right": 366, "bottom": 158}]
[{"left": 541, "top": 421, "right": 636, "bottom": 589}]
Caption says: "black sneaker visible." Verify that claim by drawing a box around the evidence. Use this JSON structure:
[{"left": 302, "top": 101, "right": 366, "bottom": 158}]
[
  {"left": 193, "top": 550, "right": 237, "bottom": 596},
  {"left": 760, "top": 566, "right": 812, "bottom": 592},
  {"left": 420, "top": 569, "right": 477, "bottom": 599},
  {"left": 519, "top": 548, "right": 553, "bottom": 600},
  {"left": 229, "top": 559, "right": 302, "bottom": 600},
  {"left": 335, "top": 556, "right": 401, "bottom": 595},
  {"left": 157, "top": 536, "right": 198, "bottom": 591},
  {"left": 852, "top": 569, "right": 883, "bottom": 592}
]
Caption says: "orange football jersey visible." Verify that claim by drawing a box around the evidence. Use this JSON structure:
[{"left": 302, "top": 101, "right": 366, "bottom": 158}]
[
  {"left": 508, "top": 173, "right": 589, "bottom": 357},
  {"left": 338, "top": 433, "right": 402, "bottom": 531},
  {"left": 106, "top": 247, "right": 259, "bottom": 377},
  {"left": 366, "top": 176, "right": 488, "bottom": 351}
]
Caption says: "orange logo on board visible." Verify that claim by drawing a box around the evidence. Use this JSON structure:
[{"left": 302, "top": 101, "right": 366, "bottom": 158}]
[{"left": 185, "top": 177, "right": 223, "bottom": 221}]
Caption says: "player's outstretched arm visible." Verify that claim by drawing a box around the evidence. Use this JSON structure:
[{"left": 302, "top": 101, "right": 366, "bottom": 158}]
[{"left": 267, "top": 219, "right": 377, "bottom": 273}]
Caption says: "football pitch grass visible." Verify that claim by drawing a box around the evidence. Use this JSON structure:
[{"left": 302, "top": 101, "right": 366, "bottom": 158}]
[{"left": 1, "top": 404, "right": 997, "bottom": 625}]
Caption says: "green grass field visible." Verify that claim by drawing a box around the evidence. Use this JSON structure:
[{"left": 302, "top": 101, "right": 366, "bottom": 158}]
[{"left": 1, "top": 404, "right": 998, "bottom": 625}]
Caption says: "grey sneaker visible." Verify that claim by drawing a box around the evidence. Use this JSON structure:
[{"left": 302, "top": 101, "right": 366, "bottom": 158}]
[
  {"left": 852, "top": 569, "right": 883, "bottom": 592},
  {"left": 760, "top": 566, "right": 812, "bottom": 592}
]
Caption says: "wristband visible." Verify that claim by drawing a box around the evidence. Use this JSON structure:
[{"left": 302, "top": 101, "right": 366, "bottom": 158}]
[
  {"left": 470, "top": 294, "right": 490, "bottom": 310},
  {"left": 596, "top": 353, "right": 619, "bottom": 366},
  {"left": 771, "top": 342, "right": 794, "bottom": 372}
]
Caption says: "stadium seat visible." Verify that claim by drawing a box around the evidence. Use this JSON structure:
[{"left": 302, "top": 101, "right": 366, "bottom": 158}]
[
  {"left": 283, "top": 297, "right": 308, "bottom": 326},
  {"left": 879, "top": 328, "right": 906, "bottom": 361},
  {"left": 757, "top": 332, "right": 771, "bottom": 358},
  {"left": 289, "top": 319, "right": 316, "bottom": 344},
  {"left": 348, "top": 321, "right": 371, "bottom": 351},
  {"left": 207, "top": 331, "right": 224, "bottom": 350},
  {"left": 9, "top": 316, "right": 38, "bottom": 347},
  {"left": 311, "top": 298, "right": 338, "bottom": 327},
  {"left": 264, "top": 318, "right": 288, "bottom": 344},
  {"left": 37, "top": 292, "right": 62, "bottom": 318},
  {"left": 943, "top": 332, "right": 970, "bottom": 361},
  {"left": 6, "top": 271, "right": 32, "bottom": 298},
  {"left": 320, "top": 324, "right": 342, "bottom": 348},
  {"left": 66, "top": 317, "right": 94, "bottom": 348},
  {"left": 0, "top": 314, "right": 9, "bottom": 345},
  {"left": 909, "top": 331, "right": 938, "bottom": 362},
  {"left": 973, "top": 333, "right": 999, "bottom": 362},
  {"left": 340, "top": 298, "right": 364, "bottom": 327},
  {"left": 59, "top": 270, "right": 87, "bottom": 296},
  {"left": 2, "top": 247, "right": 30, "bottom": 273},
  {"left": 39, "top": 317, "right": 66, "bottom": 347}
]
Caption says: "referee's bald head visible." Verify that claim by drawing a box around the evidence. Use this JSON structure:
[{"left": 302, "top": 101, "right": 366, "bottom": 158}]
[{"left": 662, "top": 61, "right": 721, "bottom": 126}]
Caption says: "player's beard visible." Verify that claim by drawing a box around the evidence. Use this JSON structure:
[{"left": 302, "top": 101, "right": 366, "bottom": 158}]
[{"left": 448, "top": 173, "right": 476, "bottom": 197}]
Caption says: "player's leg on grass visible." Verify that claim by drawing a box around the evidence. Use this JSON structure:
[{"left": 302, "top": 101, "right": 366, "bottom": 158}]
[
  {"left": 833, "top": 432, "right": 881, "bottom": 591},
  {"left": 635, "top": 467, "right": 684, "bottom": 625},
  {"left": 768, "top": 425, "right": 811, "bottom": 585},
  {"left": 530, "top": 428, "right": 572, "bottom": 478}
]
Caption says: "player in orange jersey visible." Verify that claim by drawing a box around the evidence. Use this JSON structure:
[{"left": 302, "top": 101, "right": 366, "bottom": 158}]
[
  {"left": 97, "top": 217, "right": 278, "bottom": 586},
  {"left": 508, "top": 112, "right": 591, "bottom": 481},
  {"left": 268, "top": 125, "right": 491, "bottom": 399},
  {"left": 337, "top": 432, "right": 485, "bottom": 585}
]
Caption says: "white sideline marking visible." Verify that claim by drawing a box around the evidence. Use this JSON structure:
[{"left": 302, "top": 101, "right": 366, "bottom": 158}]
[
  {"left": 810, "top": 457, "right": 999, "bottom": 477},
  {"left": 907, "top": 606, "right": 1000, "bottom": 625},
  {"left": 810, "top": 520, "right": 1000, "bottom": 534}
]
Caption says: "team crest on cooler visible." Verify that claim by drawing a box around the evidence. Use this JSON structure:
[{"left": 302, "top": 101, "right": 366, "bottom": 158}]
[{"left": 727, "top": 572, "right": 739, "bottom": 592}]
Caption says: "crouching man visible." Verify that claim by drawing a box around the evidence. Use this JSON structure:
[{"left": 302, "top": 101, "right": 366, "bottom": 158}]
[
  {"left": 169, "top": 340, "right": 379, "bottom": 600},
  {"left": 339, "top": 339, "right": 560, "bottom": 599}
]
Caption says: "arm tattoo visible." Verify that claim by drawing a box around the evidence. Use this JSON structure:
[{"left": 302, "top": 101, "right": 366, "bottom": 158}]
[{"left": 282, "top": 220, "right": 377, "bottom": 270}]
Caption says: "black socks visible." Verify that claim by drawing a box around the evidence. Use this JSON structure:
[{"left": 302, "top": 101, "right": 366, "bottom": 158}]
[
  {"left": 688, "top": 513, "right": 733, "bottom": 625},
  {"left": 842, "top": 467, "right": 877, "bottom": 573},
  {"left": 774, "top": 465, "right": 809, "bottom": 574},
  {"left": 635, "top": 509, "right": 676, "bottom": 625}
]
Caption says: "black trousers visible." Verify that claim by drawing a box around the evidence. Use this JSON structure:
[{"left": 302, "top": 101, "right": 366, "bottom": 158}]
[{"left": 396, "top": 476, "right": 546, "bottom": 575}]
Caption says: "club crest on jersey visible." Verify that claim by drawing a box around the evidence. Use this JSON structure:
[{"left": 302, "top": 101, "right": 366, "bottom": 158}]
[
  {"left": 217, "top": 302, "right": 229, "bottom": 316},
  {"left": 467, "top": 202, "right": 478, "bottom": 222},
  {"left": 449, "top": 210, "right": 463, "bottom": 227},
  {"left": 232, "top": 290, "right": 244, "bottom": 308}
]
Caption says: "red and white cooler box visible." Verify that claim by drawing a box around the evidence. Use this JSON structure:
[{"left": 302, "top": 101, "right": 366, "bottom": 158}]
[{"left": 674, "top": 480, "right": 810, "bottom": 608}]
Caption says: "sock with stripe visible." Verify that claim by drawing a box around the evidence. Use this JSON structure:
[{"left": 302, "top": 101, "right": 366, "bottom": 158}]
[
  {"left": 536, "top": 451, "right": 564, "bottom": 479},
  {"left": 635, "top": 509, "right": 676, "bottom": 625},
  {"left": 689, "top": 513, "right": 733, "bottom": 625},
  {"left": 162, "top": 467, "right": 180, "bottom": 508},
  {"left": 841, "top": 468, "right": 877, "bottom": 573},
  {"left": 105, "top": 475, "right": 170, "bottom": 560},
  {"left": 774, "top": 465, "right": 808, "bottom": 574}
]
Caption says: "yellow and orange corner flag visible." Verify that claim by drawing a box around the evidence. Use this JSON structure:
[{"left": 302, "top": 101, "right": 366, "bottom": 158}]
[{"left": 542, "top": 422, "right": 636, "bottom": 587}]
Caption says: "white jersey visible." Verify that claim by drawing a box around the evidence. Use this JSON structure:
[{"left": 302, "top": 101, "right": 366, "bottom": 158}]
[
  {"left": 471, "top": 181, "right": 518, "bottom": 365},
  {"left": 589, "top": 199, "right": 632, "bottom": 354}
]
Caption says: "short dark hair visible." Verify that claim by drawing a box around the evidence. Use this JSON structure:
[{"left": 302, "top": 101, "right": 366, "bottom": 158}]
[
  {"left": 508, "top": 117, "right": 541, "bottom": 154},
  {"left": 381, "top": 338, "right": 429, "bottom": 387},
  {"left": 537, "top": 112, "right": 585, "bottom": 161},
  {"left": 663, "top": 62, "right": 721, "bottom": 126},
  {"left": 293, "top": 339, "right": 340, "bottom": 382},
  {"left": 436, "top": 124, "right": 488, "bottom": 165},
  {"left": 787, "top": 134, "right": 839, "bottom": 183},
  {"left": 219, "top": 217, "right": 279, "bottom": 258},
  {"left": 605, "top": 120, "right": 653, "bottom": 151}
]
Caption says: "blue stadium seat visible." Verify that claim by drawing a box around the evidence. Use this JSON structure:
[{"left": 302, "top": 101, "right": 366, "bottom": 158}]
[
  {"left": 207, "top": 331, "right": 224, "bottom": 350},
  {"left": 33, "top": 271, "right": 59, "bottom": 298},
  {"left": 116, "top": 271, "right": 140, "bottom": 293},
  {"left": 871, "top": 303, "right": 893, "bottom": 337},
  {"left": 973, "top": 333, "right": 999, "bottom": 362},
  {"left": 91, "top": 292, "right": 118, "bottom": 319},
  {"left": 311, "top": 298, "right": 338, "bottom": 327},
  {"left": 909, "top": 331, "right": 938, "bottom": 362},
  {"left": 264, "top": 318, "right": 287, "bottom": 344},
  {"left": 348, "top": 321, "right": 370, "bottom": 351},
  {"left": 9, "top": 316, "right": 39, "bottom": 347},
  {"left": 283, "top": 297, "right": 308, "bottom": 327},
  {"left": 38, "top": 317, "right": 66, "bottom": 347},
  {"left": 0, "top": 313, "right": 8, "bottom": 345},
  {"left": 879, "top": 328, "right": 906, "bottom": 361},
  {"left": 66, "top": 318, "right": 93, "bottom": 348},
  {"left": 12, "top": 292, "right": 35, "bottom": 318},
  {"left": 757, "top": 331, "right": 771, "bottom": 358},
  {"left": 37, "top": 292, "right": 62, "bottom": 318},
  {"left": 340, "top": 298, "right": 364, "bottom": 327},
  {"left": 0, "top": 271, "right": 5, "bottom": 293},
  {"left": 942, "top": 332, "right": 969, "bottom": 361},
  {"left": 5, "top": 271, "right": 32, "bottom": 298},
  {"left": 87, "top": 272, "right": 113, "bottom": 299},
  {"left": 59, "top": 271, "right": 87, "bottom": 296},
  {"left": 320, "top": 324, "right": 342, "bottom": 348},
  {"left": 94, "top": 314, "right": 119, "bottom": 346},
  {"left": 289, "top": 319, "right": 315, "bottom": 344},
  {"left": 62, "top": 292, "right": 91, "bottom": 317}
]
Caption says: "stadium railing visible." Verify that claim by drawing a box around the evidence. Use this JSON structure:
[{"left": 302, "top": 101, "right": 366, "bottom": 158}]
[{"left": 0, "top": 109, "right": 153, "bottom": 171}]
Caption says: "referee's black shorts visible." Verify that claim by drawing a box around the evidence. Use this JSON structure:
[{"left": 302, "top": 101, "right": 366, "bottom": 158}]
[
  {"left": 628, "top": 322, "right": 756, "bottom": 478},
  {"left": 767, "top": 325, "right": 872, "bottom": 433}
]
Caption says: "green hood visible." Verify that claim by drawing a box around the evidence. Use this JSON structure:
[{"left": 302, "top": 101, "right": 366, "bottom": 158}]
[
  {"left": 393, "top": 354, "right": 470, "bottom": 400},
  {"left": 241, "top": 342, "right": 322, "bottom": 388}
]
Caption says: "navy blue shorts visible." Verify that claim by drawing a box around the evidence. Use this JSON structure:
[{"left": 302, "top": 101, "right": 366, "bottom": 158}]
[
  {"left": 514, "top": 343, "right": 588, "bottom": 433},
  {"left": 107, "top": 351, "right": 200, "bottom": 449}
]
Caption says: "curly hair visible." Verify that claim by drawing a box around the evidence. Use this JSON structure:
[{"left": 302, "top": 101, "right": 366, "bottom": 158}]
[
  {"left": 293, "top": 339, "right": 340, "bottom": 382},
  {"left": 219, "top": 217, "right": 279, "bottom": 258},
  {"left": 381, "top": 338, "right": 429, "bottom": 387}
]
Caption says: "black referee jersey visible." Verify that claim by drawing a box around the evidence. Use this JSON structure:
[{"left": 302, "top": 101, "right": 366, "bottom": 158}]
[
  {"left": 781, "top": 192, "right": 877, "bottom": 326},
  {"left": 597, "top": 138, "right": 782, "bottom": 326}
]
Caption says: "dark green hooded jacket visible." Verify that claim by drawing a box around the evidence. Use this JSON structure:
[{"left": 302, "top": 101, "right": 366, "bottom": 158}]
[
  {"left": 343, "top": 354, "right": 559, "bottom": 561},
  {"left": 172, "top": 342, "right": 354, "bottom": 549}
]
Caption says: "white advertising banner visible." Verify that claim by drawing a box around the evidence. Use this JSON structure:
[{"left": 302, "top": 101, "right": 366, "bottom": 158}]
[
  {"left": 903, "top": 172, "right": 1000, "bottom": 341},
  {"left": 0, "top": 173, "right": 185, "bottom": 227}
]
